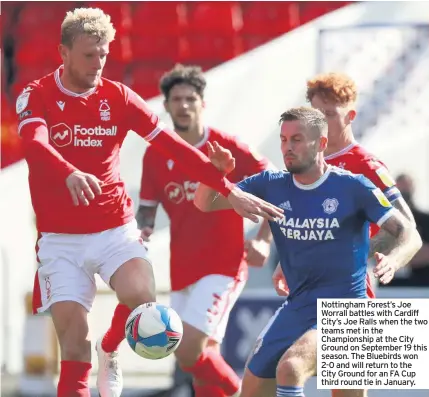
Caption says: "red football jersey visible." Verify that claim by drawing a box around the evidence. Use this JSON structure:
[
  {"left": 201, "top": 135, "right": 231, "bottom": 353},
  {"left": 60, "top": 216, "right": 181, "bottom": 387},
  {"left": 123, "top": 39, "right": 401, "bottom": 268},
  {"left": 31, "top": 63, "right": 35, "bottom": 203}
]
[
  {"left": 325, "top": 143, "right": 401, "bottom": 216},
  {"left": 17, "top": 66, "right": 234, "bottom": 234},
  {"left": 326, "top": 142, "right": 401, "bottom": 299},
  {"left": 140, "top": 127, "right": 269, "bottom": 291}
]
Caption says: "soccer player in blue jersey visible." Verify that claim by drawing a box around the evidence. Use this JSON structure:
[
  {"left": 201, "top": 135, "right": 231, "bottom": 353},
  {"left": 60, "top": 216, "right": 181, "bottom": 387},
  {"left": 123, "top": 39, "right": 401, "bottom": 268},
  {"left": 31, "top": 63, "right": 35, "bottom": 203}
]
[{"left": 193, "top": 107, "right": 422, "bottom": 397}]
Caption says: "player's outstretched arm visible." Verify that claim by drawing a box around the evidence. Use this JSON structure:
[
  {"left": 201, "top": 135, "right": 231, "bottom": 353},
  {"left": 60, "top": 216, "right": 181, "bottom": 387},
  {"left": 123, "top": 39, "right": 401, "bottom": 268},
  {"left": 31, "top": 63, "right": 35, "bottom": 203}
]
[
  {"left": 373, "top": 210, "right": 422, "bottom": 284},
  {"left": 194, "top": 142, "right": 284, "bottom": 223}
]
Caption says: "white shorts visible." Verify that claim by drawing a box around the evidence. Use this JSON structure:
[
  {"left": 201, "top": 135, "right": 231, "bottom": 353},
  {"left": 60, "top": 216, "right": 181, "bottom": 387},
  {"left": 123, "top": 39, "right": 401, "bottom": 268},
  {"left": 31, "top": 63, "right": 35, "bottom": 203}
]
[
  {"left": 33, "top": 220, "right": 150, "bottom": 314},
  {"left": 170, "top": 273, "right": 246, "bottom": 343}
]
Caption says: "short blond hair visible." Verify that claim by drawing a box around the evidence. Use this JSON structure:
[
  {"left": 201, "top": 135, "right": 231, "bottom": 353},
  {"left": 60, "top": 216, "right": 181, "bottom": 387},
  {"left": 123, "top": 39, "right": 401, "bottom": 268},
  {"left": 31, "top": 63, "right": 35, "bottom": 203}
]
[
  {"left": 61, "top": 7, "right": 116, "bottom": 47},
  {"left": 306, "top": 72, "right": 357, "bottom": 105},
  {"left": 279, "top": 106, "right": 328, "bottom": 138}
]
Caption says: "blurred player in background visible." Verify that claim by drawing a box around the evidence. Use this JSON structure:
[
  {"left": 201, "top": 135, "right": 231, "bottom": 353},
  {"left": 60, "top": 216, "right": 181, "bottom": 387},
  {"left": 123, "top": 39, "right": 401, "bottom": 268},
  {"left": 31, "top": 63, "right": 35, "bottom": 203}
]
[
  {"left": 194, "top": 107, "right": 421, "bottom": 397},
  {"left": 101, "top": 64, "right": 273, "bottom": 397},
  {"left": 16, "top": 8, "right": 283, "bottom": 397}
]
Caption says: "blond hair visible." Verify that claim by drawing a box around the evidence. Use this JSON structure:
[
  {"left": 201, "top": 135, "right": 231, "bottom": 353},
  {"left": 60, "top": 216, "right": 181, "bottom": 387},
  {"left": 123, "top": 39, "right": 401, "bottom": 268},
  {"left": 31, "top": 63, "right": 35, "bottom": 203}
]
[
  {"left": 306, "top": 72, "right": 357, "bottom": 105},
  {"left": 61, "top": 7, "right": 116, "bottom": 47}
]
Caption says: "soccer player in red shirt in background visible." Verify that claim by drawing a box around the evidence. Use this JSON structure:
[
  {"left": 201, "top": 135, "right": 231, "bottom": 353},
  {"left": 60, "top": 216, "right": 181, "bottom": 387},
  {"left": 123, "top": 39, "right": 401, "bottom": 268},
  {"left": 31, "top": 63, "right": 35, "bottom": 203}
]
[
  {"left": 272, "top": 73, "right": 415, "bottom": 397},
  {"left": 17, "top": 8, "right": 283, "bottom": 397},
  {"left": 100, "top": 64, "right": 273, "bottom": 397}
]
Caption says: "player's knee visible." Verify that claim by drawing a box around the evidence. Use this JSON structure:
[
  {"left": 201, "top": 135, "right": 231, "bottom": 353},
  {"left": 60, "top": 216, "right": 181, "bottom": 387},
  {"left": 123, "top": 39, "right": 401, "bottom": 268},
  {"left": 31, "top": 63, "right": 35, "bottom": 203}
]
[
  {"left": 111, "top": 258, "right": 156, "bottom": 309},
  {"left": 276, "top": 356, "right": 305, "bottom": 385}
]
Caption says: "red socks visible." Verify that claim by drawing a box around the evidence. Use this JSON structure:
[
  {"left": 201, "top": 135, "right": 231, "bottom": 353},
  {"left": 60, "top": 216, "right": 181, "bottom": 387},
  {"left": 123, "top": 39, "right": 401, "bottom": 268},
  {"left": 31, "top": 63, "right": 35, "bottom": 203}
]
[
  {"left": 57, "top": 361, "right": 91, "bottom": 397},
  {"left": 102, "top": 303, "right": 131, "bottom": 353},
  {"left": 183, "top": 347, "right": 240, "bottom": 396},
  {"left": 366, "top": 272, "right": 375, "bottom": 298},
  {"left": 194, "top": 384, "right": 226, "bottom": 397}
]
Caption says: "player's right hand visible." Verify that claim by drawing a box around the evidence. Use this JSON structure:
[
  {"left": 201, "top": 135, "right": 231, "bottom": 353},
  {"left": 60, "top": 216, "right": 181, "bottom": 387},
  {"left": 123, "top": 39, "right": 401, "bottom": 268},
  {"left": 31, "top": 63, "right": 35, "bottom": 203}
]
[
  {"left": 227, "top": 187, "right": 284, "bottom": 223},
  {"left": 207, "top": 141, "right": 235, "bottom": 174},
  {"left": 273, "top": 263, "right": 289, "bottom": 296},
  {"left": 140, "top": 227, "right": 154, "bottom": 242},
  {"left": 66, "top": 171, "right": 103, "bottom": 206}
]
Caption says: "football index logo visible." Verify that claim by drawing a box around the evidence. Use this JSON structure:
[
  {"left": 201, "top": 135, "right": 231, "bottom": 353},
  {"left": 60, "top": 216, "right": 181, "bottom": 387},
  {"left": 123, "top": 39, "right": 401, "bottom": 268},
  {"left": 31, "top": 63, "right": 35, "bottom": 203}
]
[
  {"left": 50, "top": 123, "right": 117, "bottom": 147},
  {"left": 50, "top": 123, "right": 73, "bottom": 147}
]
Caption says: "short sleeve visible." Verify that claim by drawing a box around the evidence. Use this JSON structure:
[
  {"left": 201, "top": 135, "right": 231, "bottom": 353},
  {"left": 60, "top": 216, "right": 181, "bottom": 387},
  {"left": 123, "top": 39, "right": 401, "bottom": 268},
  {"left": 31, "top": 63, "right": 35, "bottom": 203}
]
[
  {"left": 139, "top": 148, "right": 160, "bottom": 207},
  {"left": 355, "top": 174, "right": 395, "bottom": 226},
  {"left": 359, "top": 158, "right": 401, "bottom": 203},
  {"left": 16, "top": 85, "right": 47, "bottom": 136},
  {"left": 123, "top": 85, "right": 163, "bottom": 142},
  {"left": 236, "top": 170, "right": 270, "bottom": 199}
]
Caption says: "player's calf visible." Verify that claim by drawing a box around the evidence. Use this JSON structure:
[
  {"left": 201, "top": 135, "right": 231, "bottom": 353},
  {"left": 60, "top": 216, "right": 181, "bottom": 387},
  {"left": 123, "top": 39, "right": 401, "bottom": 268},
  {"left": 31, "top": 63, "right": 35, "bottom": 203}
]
[
  {"left": 177, "top": 324, "right": 240, "bottom": 397},
  {"left": 50, "top": 301, "right": 92, "bottom": 397},
  {"left": 276, "top": 329, "right": 317, "bottom": 396},
  {"left": 240, "top": 367, "right": 276, "bottom": 397}
]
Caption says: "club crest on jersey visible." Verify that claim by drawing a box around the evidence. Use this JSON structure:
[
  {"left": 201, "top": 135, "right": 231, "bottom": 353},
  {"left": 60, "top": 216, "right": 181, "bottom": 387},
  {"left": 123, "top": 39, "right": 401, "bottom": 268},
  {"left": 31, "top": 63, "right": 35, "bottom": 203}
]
[
  {"left": 99, "top": 99, "right": 110, "bottom": 121},
  {"left": 322, "top": 198, "right": 339, "bottom": 214}
]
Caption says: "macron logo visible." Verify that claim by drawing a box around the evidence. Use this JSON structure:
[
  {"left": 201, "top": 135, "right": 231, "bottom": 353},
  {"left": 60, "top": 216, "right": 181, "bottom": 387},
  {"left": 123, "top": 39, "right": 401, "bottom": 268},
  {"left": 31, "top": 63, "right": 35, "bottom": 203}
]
[
  {"left": 53, "top": 130, "right": 69, "bottom": 140},
  {"left": 279, "top": 201, "right": 292, "bottom": 211},
  {"left": 57, "top": 101, "right": 65, "bottom": 111}
]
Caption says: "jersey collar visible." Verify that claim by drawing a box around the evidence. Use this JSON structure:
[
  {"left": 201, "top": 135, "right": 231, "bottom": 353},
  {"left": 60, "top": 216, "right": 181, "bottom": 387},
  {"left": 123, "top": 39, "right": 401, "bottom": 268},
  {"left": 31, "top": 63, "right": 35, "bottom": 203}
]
[
  {"left": 54, "top": 65, "right": 97, "bottom": 98},
  {"left": 194, "top": 126, "right": 210, "bottom": 149},
  {"left": 324, "top": 141, "right": 358, "bottom": 160},
  {"left": 293, "top": 165, "right": 332, "bottom": 190}
]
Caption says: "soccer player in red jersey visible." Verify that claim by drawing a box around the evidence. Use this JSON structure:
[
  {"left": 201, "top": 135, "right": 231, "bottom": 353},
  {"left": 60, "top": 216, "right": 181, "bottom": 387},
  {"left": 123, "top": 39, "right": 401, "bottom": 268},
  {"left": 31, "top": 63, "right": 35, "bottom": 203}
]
[
  {"left": 100, "top": 64, "right": 273, "bottom": 397},
  {"left": 272, "top": 73, "right": 415, "bottom": 397},
  {"left": 16, "top": 8, "right": 282, "bottom": 397}
]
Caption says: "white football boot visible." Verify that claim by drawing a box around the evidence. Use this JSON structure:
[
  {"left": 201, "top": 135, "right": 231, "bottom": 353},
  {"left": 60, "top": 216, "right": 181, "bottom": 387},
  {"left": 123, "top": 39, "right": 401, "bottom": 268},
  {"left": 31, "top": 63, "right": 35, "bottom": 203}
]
[{"left": 95, "top": 338, "right": 123, "bottom": 397}]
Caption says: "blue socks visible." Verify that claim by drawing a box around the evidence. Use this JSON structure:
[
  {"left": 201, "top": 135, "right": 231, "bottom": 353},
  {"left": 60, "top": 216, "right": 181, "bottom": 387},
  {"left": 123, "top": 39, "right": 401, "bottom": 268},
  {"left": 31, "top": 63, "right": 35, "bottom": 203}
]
[{"left": 276, "top": 385, "right": 305, "bottom": 396}]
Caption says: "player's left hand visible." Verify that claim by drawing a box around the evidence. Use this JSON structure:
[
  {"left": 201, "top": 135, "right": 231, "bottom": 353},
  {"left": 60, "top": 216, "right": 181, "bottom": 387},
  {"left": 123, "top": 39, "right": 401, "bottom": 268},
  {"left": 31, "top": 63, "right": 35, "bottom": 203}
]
[
  {"left": 373, "top": 252, "right": 397, "bottom": 284},
  {"left": 245, "top": 239, "right": 271, "bottom": 267},
  {"left": 207, "top": 141, "right": 235, "bottom": 174}
]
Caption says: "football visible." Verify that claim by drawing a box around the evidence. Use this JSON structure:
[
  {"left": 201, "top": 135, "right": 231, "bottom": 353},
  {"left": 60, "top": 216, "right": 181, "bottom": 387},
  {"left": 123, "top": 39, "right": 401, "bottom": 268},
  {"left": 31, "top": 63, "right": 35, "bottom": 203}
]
[{"left": 125, "top": 303, "right": 183, "bottom": 360}]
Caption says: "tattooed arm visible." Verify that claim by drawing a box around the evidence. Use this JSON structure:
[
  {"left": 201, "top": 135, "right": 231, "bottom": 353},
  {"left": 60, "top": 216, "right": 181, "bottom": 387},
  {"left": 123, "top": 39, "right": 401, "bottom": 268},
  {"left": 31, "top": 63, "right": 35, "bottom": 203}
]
[
  {"left": 373, "top": 208, "right": 422, "bottom": 284},
  {"left": 368, "top": 197, "right": 415, "bottom": 262},
  {"left": 136, "top": 205, "right": 158, "bottom": 241}
]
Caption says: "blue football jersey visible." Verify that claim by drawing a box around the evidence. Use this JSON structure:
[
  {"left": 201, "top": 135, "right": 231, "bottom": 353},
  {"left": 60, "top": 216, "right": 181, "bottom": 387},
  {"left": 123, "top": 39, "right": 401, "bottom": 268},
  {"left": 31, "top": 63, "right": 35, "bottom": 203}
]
[{"left": 237, "top": 166, "right": 394, "bottom": 305}]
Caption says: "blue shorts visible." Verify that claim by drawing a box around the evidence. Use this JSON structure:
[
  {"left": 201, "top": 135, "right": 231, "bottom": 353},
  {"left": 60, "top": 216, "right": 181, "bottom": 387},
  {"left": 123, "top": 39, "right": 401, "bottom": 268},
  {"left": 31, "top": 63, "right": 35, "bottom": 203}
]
[{"left": 247, "top": 300, "right": 317, "bottom": 379}]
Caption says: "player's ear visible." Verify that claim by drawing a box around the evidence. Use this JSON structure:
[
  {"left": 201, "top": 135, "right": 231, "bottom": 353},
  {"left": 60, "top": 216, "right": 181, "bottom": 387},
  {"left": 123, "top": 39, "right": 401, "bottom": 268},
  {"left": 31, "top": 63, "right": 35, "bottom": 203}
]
[
  {"left": 347, "top": 109, "right": 357, "bottom": 122},
  {"left": 59, "top": 44, "right": 65, "bottom": 60},
  {"left": 58, "top": 44, "right": 69, "bottom": 62},
  {"left": 319, "top": 136, "right": 328, "bottom": 152},
  {"left": 163, "top": 99, "right": 169, "bottom": 113}
]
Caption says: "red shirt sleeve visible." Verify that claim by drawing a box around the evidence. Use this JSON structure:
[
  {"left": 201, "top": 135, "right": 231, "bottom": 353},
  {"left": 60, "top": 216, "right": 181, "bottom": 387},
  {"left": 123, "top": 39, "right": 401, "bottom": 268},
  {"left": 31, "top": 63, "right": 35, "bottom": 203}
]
[
  {"left": 124, "top": 86, "right": 234, "bottom": 197},
  {"left": 139, "top": 148, "right": 161, "bottom": 207},
  {"left": 17, "top": 85, "right": 77, "bottom": 181},
  {"left": 357, "top": 158, "right": 401, "bottom": 203}
]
